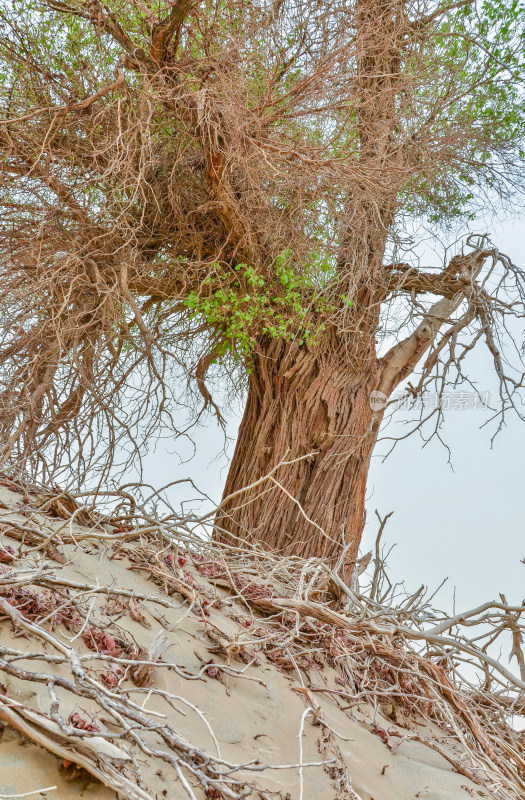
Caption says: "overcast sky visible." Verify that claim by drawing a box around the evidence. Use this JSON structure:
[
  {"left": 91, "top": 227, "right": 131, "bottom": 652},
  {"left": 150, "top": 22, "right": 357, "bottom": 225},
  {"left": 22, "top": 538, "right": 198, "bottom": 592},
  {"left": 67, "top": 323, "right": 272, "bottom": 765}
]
[{"left": 140, "top": 218, "right": 524, "bottom": 614}]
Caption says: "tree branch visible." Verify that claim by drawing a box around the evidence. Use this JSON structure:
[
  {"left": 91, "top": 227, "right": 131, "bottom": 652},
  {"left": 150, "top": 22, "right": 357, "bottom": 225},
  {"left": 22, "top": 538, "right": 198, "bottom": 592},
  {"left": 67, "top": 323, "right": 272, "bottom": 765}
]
[
  {"left": 151, "top": 0, "right": 193, "bottom": 64},
  {"left": 413, "top": 0, "right": 475, "bottom": 30},
  {"left": 44, "top": 0, "right": 155, "bottom": 70},
  {"left": 194, "top": 345, "right": 226, "bottom": 425},
  {"left": 0, "top": 68, "right": 125, "bottom": 126},
  {"left": 385, "top": 261, "right": 473, "bottom": 299},
  {"left": 378, "top": 245, "right": 489, "bottom": 395}
]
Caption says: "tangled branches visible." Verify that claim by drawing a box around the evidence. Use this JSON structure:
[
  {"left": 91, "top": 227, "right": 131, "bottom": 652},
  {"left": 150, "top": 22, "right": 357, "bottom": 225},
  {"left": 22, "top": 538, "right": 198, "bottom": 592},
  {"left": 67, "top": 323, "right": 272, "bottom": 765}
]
[{"left": 0, "top": 0, "right": 523, "bottom": 492}]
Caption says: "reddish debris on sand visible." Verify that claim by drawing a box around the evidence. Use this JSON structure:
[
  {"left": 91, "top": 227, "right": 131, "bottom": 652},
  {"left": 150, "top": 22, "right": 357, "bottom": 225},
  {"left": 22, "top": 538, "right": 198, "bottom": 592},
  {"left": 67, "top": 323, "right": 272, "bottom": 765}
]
[
  {"left": 83, "top": 628, "right": 118, "bottom": 655},
  {"left": 101, "top": 669, "right": 124, "bottom": 688},
  {"left": 194, "top": 560, "right": 224, "bottom": 578},
  {"left": 0, "top": 546, "right": 14, "bottom": 563},
  {"left": 68, "top": 711, "right": 101, "bottom": 733}
]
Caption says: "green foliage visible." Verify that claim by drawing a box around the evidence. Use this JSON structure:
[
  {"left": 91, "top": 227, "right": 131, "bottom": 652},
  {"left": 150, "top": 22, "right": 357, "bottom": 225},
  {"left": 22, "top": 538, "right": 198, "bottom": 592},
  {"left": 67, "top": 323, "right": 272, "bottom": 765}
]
[
  {"left": 183, "top": 252, "right": 349, "bottom": 360},
  {"left": 399, "top": 0, "right": 525, "bottom": 222}
]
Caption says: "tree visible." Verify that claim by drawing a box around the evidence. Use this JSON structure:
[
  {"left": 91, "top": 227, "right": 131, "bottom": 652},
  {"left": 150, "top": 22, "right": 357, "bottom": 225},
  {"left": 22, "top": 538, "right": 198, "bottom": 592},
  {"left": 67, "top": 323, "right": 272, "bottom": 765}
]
[{"left": 0, "top": 0, "right": 524, "bottom": 571}]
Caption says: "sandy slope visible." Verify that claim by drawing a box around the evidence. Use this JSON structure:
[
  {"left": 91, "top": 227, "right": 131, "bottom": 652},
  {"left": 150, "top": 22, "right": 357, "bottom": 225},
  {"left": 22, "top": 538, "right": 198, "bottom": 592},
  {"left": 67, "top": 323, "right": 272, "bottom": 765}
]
[{"left": 0, "top": 483, "right": 497, "bottom": 799}]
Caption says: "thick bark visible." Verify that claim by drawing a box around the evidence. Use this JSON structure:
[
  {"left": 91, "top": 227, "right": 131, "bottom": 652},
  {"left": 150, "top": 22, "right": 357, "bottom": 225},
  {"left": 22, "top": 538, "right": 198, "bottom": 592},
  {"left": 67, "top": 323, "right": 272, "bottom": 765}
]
[{"left": 216, "top": 338, "right": 383, "bottom": 569}]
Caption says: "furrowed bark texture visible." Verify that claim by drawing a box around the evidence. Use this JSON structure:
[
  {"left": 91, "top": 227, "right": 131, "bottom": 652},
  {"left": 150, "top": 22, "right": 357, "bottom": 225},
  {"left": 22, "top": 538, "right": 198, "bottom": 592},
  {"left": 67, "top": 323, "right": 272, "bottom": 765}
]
[{"left": 216, "top": 339, "right": 382, "bottom": 566}]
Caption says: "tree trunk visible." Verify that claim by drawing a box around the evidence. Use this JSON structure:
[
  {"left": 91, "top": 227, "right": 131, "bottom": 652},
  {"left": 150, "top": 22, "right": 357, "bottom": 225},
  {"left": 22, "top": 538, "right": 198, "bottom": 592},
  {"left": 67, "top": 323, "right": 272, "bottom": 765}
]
[{"left": 216, "top": 338, "right": 383, "bottom": 570}]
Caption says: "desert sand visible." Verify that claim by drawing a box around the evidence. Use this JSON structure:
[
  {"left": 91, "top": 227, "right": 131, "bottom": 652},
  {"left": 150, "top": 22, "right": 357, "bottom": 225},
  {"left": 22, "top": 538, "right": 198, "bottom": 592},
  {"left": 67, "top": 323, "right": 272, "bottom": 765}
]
[{"left": 0, "top": 480, "right": 521, "bottom": 800}]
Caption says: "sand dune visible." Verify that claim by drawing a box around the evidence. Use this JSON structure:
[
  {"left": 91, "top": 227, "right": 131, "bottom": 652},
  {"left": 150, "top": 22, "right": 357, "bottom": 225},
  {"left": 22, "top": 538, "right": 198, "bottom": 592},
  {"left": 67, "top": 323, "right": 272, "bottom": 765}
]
[{"left": 0, "top": 481, "right": 521, "bottom": 800}]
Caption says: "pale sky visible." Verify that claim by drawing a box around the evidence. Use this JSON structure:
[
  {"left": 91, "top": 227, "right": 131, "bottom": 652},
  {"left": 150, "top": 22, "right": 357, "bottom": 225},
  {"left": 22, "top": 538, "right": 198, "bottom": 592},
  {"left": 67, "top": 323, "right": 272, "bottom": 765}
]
[{"left": 140, "top": 218, "right": 525, "bottom": 613}]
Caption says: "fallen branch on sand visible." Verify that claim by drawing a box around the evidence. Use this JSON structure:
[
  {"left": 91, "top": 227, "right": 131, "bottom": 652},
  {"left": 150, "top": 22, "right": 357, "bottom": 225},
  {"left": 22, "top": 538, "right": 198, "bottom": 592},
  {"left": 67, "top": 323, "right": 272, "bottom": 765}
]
[{"left": 0, "top": 479, "right": 523, "bottom": 799}]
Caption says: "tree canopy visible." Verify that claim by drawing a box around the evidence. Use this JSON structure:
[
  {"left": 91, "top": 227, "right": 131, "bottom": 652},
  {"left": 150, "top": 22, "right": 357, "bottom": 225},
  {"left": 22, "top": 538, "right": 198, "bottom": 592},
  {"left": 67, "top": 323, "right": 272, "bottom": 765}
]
[{"left": 0, "top": 0, "right": 524, "bottom": 521}]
